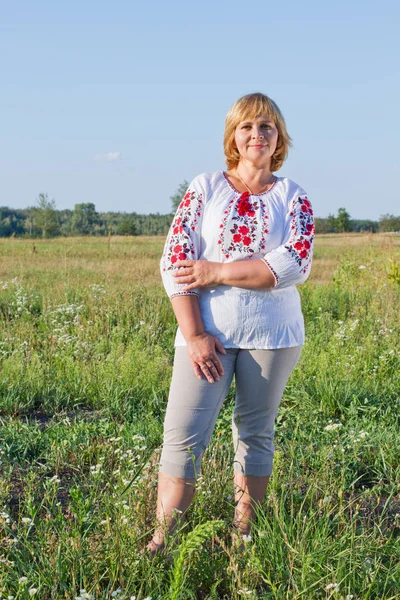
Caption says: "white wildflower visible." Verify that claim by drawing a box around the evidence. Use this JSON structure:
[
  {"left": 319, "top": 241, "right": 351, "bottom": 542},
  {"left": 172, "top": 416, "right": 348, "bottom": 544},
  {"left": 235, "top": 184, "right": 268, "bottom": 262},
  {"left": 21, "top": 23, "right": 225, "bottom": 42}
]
[
  {"left": 324, "top": 422, "right": 342, "bottom": 431},
  {"left": 241, "top": 534, "right": 252, "bottom": 543},
  {"left": 257, "top": 530, "right": 267, "bottom": 537},
  {"left": 19, "top": 576, "right": 28, "bottom": 584},
  {"left": 359, "top": 265, "right": 366, "bottom": 269},
  {"left": 21, "top": 517, "right": 33, "bottom": 525},
  {"left": 28, "top": 590, "right": 38, "bottom": 597},
  {"left": 325, "top": 582, "right": 340, "bottom": 591}
]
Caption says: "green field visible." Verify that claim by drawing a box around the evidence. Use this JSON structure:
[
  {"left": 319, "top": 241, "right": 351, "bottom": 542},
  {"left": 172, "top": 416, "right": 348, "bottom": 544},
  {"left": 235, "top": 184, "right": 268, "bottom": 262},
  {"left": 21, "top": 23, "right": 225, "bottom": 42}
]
[{"left": 0, "top": 234, "right": 399, "bottom": 599}]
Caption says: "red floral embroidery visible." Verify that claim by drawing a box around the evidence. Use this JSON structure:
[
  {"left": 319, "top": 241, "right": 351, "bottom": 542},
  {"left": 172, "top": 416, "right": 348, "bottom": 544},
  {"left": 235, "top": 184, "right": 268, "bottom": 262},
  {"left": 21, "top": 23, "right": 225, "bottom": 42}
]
[
  {"left": 219, "top": 192, "right": 270, "bottom": 258},
  {"left": 162, "top": 188, "right": 203, "bottom": 272},
  {"left": 237, "top": 192, "right": 256, "bottom": 217},
  {"left": 284, "top": 195, "right": 315, "bottom": 274}
]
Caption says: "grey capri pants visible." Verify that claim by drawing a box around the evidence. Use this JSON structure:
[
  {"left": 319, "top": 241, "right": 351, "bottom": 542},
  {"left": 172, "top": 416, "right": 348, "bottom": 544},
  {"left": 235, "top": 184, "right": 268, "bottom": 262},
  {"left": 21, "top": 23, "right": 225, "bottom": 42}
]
[{"left": 160, "top": 345, "right": 302, "bottom": 479}]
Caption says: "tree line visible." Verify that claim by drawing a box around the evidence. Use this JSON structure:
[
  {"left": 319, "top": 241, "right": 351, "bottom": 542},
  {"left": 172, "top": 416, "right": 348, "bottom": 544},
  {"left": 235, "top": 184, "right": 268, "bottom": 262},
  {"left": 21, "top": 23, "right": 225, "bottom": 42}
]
[
  {"left": 315, "top": 208, "right": 400, "bottom": 233},
  {"left": 1, "top": 184, "right": 399, "bottom": 238},
  {"left": 0, "top": 195, "right": 174, "bottom": 238}
]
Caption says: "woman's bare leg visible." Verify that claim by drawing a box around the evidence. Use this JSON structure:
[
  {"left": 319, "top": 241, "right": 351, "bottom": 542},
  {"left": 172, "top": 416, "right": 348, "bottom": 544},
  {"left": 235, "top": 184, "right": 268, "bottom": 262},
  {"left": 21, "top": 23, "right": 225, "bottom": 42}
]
[
  {"left": 233, "top": 473, "right": 270, "bottom": 534},
  {"left": 147, "top": 471, "right": 196, "bottom": 552}
]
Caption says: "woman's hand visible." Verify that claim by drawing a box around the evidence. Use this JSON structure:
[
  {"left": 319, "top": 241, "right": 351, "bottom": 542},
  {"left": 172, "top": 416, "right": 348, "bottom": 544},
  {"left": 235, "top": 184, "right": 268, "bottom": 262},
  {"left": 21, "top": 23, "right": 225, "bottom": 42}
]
[
  {"left": 186, "top": 332, "right": 226, "bottom": 383},
  {"left": 173, "top": 260, "right": 224, "bottom": 291}
]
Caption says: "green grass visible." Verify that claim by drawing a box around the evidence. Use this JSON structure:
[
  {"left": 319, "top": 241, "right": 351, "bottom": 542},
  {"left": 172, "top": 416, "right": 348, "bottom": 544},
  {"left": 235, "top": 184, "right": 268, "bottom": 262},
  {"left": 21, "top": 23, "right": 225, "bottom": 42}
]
[{"left": 0, "top": 234, "right": 399, "bottom": 599}]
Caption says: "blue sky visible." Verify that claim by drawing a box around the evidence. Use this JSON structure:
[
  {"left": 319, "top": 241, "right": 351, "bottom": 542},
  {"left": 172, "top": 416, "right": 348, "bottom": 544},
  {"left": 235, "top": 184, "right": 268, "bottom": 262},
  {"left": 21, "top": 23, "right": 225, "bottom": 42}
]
[{"left": 1, "top": 0, "right": 399, "bottom": 220}]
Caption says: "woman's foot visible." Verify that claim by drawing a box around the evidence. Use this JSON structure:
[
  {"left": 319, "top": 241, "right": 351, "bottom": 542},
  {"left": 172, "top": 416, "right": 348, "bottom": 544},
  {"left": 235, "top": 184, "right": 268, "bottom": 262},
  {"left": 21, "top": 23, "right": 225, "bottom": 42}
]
[
  {"left": 231, "top": 522, "right": 252, "bottom": 551},
  {"left": 144, "top": 537, "right": 165, "bottom": 556}
]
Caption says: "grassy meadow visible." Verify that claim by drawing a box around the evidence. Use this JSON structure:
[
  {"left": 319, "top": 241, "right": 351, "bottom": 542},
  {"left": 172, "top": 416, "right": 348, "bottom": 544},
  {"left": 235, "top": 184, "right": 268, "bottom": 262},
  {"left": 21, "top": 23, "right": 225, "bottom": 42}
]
[{"left": 0, "top": 233, "right": 399, "bottom": 600}]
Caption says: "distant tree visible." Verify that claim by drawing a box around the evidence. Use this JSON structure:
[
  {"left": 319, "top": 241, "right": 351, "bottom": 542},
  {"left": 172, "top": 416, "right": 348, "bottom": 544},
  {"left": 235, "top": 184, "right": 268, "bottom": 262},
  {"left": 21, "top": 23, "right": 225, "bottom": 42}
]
[
  {"left": 170, "top": 180, "right": 189, "bottom": 212},
  {"left": 351, "top": 219, "right": 378, "bottom": 233},
  {"left": 117, "top": 215, "right": 138, "bottom": 236},
  {"left": 327, "top": 213, "right": 337, "bottom": 232},
  {"left": 336, "top": 207, "right": 351, "bottom": 232},
  {"left": 379, "top": 214, "right": 400, "bottom": 232},
  {"left": 0, "top": 207, "right": 26, "bottom": 237},
  {"left": 32, "top": 193, "right": 59, "bottom": 238},
  {"left": 71, "top": 203, "right": 99, "bottom": 235},
  {"left": 58, "top": 209, "right": 74, "bottom": 236},
  {"left": 314, "top": 217, "right": 331, "bottom": 233}
]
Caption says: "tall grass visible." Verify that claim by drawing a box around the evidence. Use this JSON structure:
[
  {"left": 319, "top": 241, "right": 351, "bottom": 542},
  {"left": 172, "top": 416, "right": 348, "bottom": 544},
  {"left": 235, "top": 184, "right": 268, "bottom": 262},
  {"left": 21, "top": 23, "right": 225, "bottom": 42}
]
[{"left": 0, "top": 234, "right": 399, "bottom": 599}]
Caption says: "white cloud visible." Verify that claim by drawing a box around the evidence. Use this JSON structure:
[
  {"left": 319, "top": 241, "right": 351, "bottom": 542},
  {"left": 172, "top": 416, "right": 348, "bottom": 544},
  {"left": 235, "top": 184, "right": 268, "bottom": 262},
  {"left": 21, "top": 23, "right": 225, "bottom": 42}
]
[{"left": 93, "top": 152, "right": 121, "bottom": 161}]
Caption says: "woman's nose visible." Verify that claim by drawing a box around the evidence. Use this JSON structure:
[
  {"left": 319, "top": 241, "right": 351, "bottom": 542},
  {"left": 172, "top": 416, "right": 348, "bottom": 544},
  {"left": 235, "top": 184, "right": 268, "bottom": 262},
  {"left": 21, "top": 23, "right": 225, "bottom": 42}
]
[{"left": 252, "top": 128, "right": 264, "bottom": 138}]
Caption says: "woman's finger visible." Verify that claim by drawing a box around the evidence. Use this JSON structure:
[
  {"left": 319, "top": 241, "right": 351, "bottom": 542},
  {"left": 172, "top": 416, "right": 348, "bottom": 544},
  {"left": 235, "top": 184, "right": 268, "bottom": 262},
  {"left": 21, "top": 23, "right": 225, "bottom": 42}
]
[
  {"left": 210, "top": 353, "right": 224, "bottom": 377},
  {"left": 175, "top": 275, "right": 196, "bottom": 283},
  {"left": 199, "top": 363, "right": 216, "bottom": 383},
  {"left": 175, "top": 260, "right": 196, "bottom": 268},
  {"left": 205, "top": 361, "right": 221, "bottom": 382},
  {"left": 173, "top": 267, "right": 193, "bottom": 277},
  {"left": 174, "top": 273, "right": 197, "bottom": 286},
  {"left": 190, "top": 360, "right": 203, "bottom": 380},
  {"left": 214, "top": 337, "right": 227, "bottom": 356}
]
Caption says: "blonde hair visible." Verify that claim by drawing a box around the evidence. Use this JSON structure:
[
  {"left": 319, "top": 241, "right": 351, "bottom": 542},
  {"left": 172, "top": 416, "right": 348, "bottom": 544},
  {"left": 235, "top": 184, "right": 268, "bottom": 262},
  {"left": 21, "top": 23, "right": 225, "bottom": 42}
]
[{"left": 224, "top": 92, "right": 292, "bottom": 172}]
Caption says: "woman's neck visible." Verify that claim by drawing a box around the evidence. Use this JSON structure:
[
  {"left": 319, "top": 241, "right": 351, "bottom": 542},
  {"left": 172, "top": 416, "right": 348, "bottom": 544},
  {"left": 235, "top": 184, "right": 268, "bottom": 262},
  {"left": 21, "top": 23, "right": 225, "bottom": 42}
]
[
  {"left": 235, "top": 163, "right": 274, "bottom": 187},
  {"left": 227, "top": 162, "right": 275, "bottom": 195}
]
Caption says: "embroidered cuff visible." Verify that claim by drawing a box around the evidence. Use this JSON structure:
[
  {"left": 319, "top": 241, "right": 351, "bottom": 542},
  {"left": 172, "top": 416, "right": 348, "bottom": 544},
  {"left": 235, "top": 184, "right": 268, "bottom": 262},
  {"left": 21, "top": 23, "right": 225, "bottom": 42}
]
[
  {"left": 170, "top": 291, "right": 199, "bottom": 299},
  {"left": 260, "top": 257, "right": 279, "bottom": 288}
]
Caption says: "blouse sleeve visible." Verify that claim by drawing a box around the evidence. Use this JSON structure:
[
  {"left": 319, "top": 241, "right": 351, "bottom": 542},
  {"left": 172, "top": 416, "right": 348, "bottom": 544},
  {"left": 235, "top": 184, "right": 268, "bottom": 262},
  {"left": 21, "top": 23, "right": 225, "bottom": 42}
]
[
  {"left": 160, "top": 176, "right": 205, "bottom": 299},
  {"left": 261, "top": 190, "right": 315, "bottom": 289}
]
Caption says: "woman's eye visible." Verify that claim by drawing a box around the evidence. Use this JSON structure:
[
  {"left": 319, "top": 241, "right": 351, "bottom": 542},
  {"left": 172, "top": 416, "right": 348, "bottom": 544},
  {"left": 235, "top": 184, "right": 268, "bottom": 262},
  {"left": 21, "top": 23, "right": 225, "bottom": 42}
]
[{"left": 242, "top": 124, "right": 272, "bottom": 130}]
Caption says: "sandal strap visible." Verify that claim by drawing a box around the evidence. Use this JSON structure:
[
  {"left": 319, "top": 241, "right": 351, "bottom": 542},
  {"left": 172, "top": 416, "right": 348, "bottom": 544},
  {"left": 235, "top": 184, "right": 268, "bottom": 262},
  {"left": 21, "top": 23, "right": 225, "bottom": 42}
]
[{"left": 232, "top": 522, "right": 251, "bottom": 536}]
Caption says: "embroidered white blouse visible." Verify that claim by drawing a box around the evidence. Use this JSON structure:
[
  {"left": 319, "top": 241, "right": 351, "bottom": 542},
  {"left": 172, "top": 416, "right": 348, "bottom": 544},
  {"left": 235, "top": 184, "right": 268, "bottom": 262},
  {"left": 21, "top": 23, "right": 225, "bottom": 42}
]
[{"left": 160, "top": 171, "right": 315, "bottom": 349}]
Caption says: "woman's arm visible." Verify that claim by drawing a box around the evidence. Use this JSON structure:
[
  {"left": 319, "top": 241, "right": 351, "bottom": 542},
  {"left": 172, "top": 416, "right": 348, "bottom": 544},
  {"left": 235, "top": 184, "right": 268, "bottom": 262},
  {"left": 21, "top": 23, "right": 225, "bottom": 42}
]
[
  {"left": 160, "top": 176, "right": 226, "bottom": 383},
  {"left": 173, "top": 259, "right": 276, "bottom": 291},
  {"left": 174, "top": 189, "right": 314, "bottom": 292},
  {"left": 171, "top": 295, "right": 226, "bottom": 383},
  {"left": 220, "top": 259, "right": 276, "bottom": 289}
]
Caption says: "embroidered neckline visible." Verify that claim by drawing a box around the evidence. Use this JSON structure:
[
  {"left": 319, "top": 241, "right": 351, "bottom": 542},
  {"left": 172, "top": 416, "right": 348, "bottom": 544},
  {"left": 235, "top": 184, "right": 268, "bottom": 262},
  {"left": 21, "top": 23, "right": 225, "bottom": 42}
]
[{"left": 221, "top": 171, "right": 279, "bottom": 197}]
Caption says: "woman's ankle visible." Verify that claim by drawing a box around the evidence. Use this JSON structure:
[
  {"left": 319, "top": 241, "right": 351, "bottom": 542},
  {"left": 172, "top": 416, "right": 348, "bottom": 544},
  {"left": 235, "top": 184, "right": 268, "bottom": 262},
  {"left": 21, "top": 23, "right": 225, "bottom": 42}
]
[
  {"left": 146, "top": 537, "right": 165, "bottom": 553},
  {"left": 232, "top": 520, "right": 251, "bottom": 536}
]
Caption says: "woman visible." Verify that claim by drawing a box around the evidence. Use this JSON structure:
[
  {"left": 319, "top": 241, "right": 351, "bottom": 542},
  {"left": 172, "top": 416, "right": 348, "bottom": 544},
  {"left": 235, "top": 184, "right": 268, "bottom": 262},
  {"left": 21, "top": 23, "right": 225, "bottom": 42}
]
[{"left": 147, "top": 92, "right": 314, "bottom": 554}]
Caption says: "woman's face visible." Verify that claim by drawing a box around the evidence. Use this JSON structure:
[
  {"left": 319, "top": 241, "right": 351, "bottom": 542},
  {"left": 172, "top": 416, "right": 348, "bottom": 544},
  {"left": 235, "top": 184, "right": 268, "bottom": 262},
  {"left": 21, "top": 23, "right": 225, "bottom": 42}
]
[{"left": 234, "top": 114, "right": 279, "bottom": 168}]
